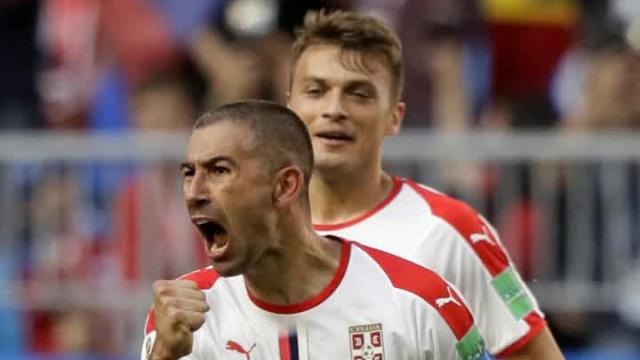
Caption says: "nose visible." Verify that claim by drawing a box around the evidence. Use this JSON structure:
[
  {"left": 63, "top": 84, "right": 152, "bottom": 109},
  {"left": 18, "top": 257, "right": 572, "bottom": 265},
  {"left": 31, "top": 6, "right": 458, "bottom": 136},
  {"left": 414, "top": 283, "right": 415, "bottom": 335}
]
[
  {"left": 185, "top": 171, "right": 210, "bottom": 210},
  {"left": 322, "top": 90, "right": 347, "bottom": 121}
]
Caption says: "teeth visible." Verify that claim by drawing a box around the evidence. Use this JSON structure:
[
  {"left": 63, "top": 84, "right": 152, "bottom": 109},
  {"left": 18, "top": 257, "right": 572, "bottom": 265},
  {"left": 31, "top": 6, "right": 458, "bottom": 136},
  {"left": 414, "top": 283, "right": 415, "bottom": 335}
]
[{"left": 193, "top": 217, "right": 215, "bottom": 225}]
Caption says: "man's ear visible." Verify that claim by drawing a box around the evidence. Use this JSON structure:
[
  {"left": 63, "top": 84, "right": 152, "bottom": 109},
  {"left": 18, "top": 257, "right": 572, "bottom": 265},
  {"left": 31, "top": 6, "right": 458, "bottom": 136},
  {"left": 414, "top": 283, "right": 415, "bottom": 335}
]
[
  {"left": 273, "top": 165, "right": 305, "bottom": 208},
  {"left": 385, "top": 101, "right": 405, "bottom": 136}
]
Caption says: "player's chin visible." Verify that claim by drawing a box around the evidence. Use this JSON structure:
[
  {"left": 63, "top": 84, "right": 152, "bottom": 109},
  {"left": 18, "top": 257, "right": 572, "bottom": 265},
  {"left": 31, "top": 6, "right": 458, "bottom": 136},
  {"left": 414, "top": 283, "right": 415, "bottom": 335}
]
[
  {"left": 314, "top": 153, "right": 354, "bottom": 171},
  {"left": 210, "top": 258, "right": 244, "bottom": 277},
  {"left": 213, "top": 247, "right": 257, "bottom": 277}
]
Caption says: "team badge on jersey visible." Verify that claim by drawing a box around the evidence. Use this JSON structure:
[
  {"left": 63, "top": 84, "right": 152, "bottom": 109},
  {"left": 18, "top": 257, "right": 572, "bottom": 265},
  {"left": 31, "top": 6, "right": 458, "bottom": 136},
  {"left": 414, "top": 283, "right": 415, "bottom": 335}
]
[
  {"left": 491, "top": 267, "right": 535, "bottom": 320},
  {"left": 349, "top": 323, "right": 384, "bottom": 360}
]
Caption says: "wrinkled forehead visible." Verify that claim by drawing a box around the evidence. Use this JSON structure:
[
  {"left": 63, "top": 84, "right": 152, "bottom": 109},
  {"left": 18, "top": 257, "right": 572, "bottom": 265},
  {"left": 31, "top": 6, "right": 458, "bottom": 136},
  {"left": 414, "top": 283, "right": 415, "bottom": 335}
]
[{"left": 187, "top": 121, "right": 257, "bottom": 162}]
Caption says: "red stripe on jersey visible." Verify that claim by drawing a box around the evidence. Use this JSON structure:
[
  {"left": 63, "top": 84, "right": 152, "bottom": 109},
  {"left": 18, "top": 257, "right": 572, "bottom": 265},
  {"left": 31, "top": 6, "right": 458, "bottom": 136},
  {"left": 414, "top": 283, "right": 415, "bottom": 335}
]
[
  {"left": 496, "top": 312, "right": 547, "bottom": 357},
  {"left": 406, "top": 179, "right": 510, "bottom": 277},
  {"left": 144, "top": 308, "right": 156, "bottom": 335},
  {"left": 144, "top": 268, "right": 220, "bottom": 334},
  {"left": 356, "top": 243, "right": 475, "bottom": 340},
  {"left": 278, "top": 331, "right": 292, "bottom": 360},
  {"left": 313, "top": 177, "right": 403, "bottom": 231},
  {"left": 248, "top": 238, "right": 350, "bottom": 314}
]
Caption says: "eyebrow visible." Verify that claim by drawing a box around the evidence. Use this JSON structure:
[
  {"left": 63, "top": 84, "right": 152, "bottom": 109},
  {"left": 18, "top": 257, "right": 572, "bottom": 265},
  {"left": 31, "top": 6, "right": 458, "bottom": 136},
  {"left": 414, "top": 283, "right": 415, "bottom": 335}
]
[
  {"left": 302, "top": 76, "right": 327, "bottom": 85},
  {"left": 180, "top": 156, "right": 236, "bottom": 172},
  {"left": 345, "top": 80, "right": 376, "bottom": 90},
  {"left": 304, "top": 76, "right": 375, "bottom": 88},
  {"left": 201, "top": 156, "right": 236, "bottom": 168}
]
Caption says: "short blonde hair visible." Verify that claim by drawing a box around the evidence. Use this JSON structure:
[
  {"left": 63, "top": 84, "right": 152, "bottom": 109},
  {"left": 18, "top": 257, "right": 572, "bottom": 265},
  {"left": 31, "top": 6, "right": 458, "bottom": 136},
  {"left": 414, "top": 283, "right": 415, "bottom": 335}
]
[{"left": 291, "top": 10, "right": 404, "bottom": 100}]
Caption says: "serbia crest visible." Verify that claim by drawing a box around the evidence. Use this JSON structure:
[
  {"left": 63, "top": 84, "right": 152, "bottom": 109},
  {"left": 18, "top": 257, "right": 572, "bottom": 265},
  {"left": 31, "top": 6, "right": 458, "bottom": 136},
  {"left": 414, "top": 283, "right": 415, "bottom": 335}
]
[{"left": 349, "top": 323, "right": 384, "bottom": 360}]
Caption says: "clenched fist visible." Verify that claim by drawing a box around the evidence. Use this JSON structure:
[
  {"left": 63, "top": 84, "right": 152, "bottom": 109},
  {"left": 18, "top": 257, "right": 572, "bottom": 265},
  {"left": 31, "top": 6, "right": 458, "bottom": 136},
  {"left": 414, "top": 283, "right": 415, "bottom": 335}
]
[{"left": 148, "top": 280, "right": 209, "bottom": 360}]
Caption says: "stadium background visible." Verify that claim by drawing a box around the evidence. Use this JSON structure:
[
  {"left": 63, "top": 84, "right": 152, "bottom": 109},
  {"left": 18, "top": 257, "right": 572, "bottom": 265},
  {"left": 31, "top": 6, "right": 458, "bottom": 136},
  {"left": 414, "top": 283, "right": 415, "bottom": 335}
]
[{"left": 1, "top": 0, "right": 639, "bottom": 359}]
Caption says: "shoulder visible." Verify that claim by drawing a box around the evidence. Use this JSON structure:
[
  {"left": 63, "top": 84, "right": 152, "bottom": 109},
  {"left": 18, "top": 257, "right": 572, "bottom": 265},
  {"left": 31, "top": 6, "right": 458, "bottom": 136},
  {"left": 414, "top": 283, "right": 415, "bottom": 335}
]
[
  {"left": 354, "top": 242, "right": 475, "bottom": 341},
  {"left": 404, "top": 178, "right": 510, "bottom": 277},
  {"left": 178, "top": 266, "right": 221, "bottom": 290},
  {"left": 144, "top": 267, "right": 221, "bottom": 335},
  {"left": 403, "top": 178, "right": 483, "bottom": 233}
]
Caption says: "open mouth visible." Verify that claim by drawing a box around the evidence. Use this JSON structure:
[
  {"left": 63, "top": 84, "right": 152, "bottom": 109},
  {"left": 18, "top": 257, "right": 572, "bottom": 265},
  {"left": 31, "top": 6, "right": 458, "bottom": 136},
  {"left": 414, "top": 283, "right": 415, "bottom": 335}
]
[{"left": 195, "top": 219, "right": 229, "bottom": 258}]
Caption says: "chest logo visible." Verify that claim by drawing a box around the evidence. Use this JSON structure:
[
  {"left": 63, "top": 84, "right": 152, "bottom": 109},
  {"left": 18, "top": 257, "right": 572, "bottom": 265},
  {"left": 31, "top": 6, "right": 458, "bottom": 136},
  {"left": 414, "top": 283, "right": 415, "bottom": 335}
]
[
  {"left": 436, "top": 287, "right": 461, "bottom": 308},
  {"left": 349, "top": 323, "right": 384, "bottom": 360},
  {"left": 226, "top": 340, "right": 256, "bottom": 360}
]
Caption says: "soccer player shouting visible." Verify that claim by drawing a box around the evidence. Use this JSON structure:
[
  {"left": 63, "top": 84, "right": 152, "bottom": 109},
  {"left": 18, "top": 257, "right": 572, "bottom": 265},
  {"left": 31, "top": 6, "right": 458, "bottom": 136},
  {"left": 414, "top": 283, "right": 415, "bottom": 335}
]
[
  {"left": 142, "top": 100, "right": 491, "bottom": 360},
  {"left": 287, "top": 10, "right": 564, "bottom": 360}
]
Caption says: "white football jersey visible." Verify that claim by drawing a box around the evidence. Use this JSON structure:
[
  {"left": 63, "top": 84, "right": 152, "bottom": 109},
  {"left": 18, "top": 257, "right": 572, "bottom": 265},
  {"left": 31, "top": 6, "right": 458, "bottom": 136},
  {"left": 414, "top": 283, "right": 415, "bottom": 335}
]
[
  {"left": 142, "top": 239, "right": 494, "bottom": 360},
  {"left": 314, "top": 177, "right": 546, "bottom": 356}
]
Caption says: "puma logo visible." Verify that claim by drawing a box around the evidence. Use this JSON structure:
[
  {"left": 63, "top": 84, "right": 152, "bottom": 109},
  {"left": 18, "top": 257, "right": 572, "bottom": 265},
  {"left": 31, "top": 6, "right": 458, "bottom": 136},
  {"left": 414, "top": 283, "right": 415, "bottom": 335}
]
[
  {"left": 435, "top": 287, "right": 461, "bottom": 308},
  {"left": 470, "top": 225, "right": 495, "bottom": 245},
  {"left": 226, "top": 340, "right": 256, "bottom": 360}
]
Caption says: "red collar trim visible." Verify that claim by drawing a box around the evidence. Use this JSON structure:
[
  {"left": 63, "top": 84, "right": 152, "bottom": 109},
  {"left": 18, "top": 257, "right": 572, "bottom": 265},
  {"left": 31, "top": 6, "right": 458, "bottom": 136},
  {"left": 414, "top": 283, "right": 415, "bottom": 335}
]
[
  {"left": 247, "top": 237, "right": 351, "bottom": 314},
  {"left": 313, "top": 177, "right": 403, "bottom": 231}
]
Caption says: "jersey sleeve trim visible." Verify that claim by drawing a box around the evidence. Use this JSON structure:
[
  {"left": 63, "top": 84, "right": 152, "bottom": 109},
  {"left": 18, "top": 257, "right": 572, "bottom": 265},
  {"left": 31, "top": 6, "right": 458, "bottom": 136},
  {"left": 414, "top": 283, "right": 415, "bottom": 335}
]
[
  {"left": 144, "top": 267, "right": 221, "bottom": 335},
  {"left": 355, "top": 242, "right": 475, "bottom": 340},
  {"left": 313, "top": 176, "right": 403, "bottom": 231},
  {"left": 496, "top": 312, "right": 547, "bottom": 357}
]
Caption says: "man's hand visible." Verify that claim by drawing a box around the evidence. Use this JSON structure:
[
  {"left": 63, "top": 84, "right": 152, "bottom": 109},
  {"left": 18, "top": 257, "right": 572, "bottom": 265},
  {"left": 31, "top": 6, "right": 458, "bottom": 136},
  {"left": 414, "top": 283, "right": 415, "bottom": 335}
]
[{"left": 149, "top": 280, "right": 209, "bottom": 360}]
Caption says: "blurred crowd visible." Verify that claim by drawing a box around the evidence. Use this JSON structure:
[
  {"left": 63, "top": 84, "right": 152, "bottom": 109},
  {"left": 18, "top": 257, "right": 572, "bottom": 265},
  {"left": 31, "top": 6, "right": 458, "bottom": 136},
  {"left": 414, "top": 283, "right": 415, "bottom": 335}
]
[
  {"left": 1, "top": 0, "right": 640, "bottom": 357},
  {"left": 2, "top": 0, "right": 639, "bottom": 132}
]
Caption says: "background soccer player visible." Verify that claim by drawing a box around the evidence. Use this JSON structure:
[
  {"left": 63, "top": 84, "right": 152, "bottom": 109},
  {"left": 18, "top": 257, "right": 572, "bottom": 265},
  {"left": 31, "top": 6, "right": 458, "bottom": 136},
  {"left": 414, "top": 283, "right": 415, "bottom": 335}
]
[
  {"left": 142, "top": 100, "right": 491, "bottom": 360},
  {"left": 287, "top": 10, "right": 564, "bottom": 360}
]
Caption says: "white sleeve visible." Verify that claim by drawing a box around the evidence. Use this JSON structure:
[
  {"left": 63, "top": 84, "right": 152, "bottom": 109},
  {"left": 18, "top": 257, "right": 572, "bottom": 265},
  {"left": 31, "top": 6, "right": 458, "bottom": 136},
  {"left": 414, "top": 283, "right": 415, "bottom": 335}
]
[
  {"left": 417, "top": 216, "right": 546, "bottom": 355},
  {"left": 395, "top": 271, "right": 493, "bottom": 360},
  {"left": 420, "top": 302, "right": 494, "bottom": 360},
  {"left": 426, "top": 313, "right": 460, "bottom": 360}
]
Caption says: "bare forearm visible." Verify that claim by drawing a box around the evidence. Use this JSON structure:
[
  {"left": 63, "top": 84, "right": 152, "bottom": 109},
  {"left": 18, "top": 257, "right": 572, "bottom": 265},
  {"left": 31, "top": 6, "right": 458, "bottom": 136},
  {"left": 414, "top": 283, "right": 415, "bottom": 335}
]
[{"left": 505, "top": 327, "right": 565, "bottom": 360}]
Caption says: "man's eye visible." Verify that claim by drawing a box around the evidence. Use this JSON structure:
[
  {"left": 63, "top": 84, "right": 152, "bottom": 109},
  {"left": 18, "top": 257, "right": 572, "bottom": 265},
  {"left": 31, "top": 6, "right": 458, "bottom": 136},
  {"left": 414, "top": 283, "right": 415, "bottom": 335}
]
[
  {"left": 211, "top": 166, "right": 230, "bottom": 175},
  {"left": 351, "top": 90, "right": 372, "bottom": 99},
  {"left": 181, "top": 168, "right": 194, "bottom": 177},
  {"left": 305, "top": 87, "right": 324, "bottom": 96}
]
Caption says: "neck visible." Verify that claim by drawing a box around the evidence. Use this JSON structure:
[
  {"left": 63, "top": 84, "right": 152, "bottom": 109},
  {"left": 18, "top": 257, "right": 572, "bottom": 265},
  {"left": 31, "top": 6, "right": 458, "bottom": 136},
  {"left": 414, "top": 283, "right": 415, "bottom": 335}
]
[
  {"left": 309, "top": 163, "right": 395, "bottom": 225},
  {"left": 244, "top": 217, "right": 342, "bottom": 306}
]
